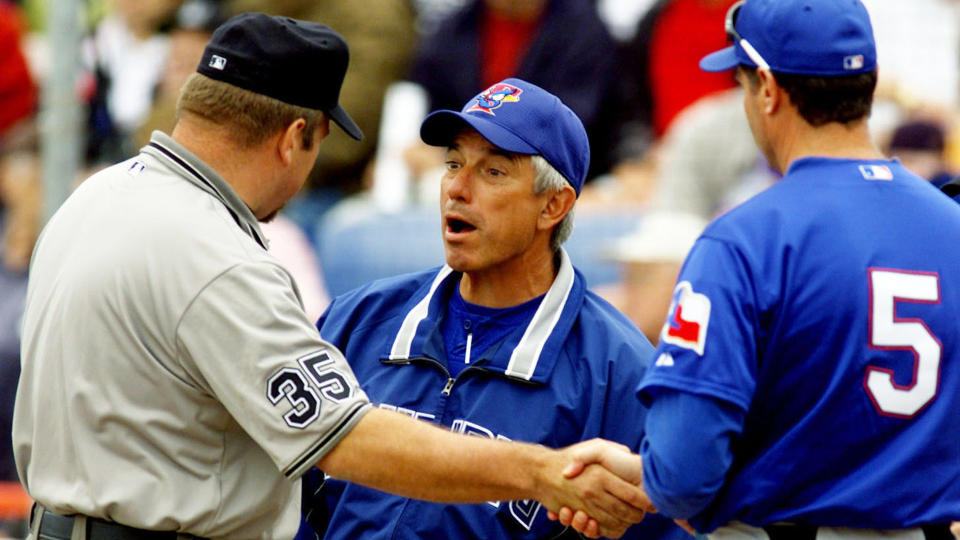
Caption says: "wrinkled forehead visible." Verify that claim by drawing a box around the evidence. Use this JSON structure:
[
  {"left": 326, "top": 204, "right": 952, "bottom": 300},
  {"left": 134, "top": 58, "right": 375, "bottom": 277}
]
[{"left": 448, "top": 127, "right": 530, "bottom": 164}]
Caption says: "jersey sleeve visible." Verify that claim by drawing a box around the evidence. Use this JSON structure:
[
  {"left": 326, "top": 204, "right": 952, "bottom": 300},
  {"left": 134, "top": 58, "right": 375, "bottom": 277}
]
[
  {"left": 638, "top": 236, "right": 762, "bottom": 411},
  {"left": 175, "top": 262, "right": 371, "bottom": 479},
  {"left": 640, "top": 390, "right": 744, "bottom": 521}
]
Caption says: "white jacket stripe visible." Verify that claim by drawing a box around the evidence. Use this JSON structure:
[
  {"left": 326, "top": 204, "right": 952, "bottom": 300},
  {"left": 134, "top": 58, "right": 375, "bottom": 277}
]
[
  {"left": 505, "top": 249, "right": 575, "bottom": 380},
  {"left": 390, "top": 265, "right": 454, "bottom": 359}
]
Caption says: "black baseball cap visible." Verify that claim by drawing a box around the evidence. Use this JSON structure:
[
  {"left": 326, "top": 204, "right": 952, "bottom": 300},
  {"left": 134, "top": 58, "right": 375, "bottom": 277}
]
[{"left": 197, "top": 12, "right": 363, "bottom": 140}]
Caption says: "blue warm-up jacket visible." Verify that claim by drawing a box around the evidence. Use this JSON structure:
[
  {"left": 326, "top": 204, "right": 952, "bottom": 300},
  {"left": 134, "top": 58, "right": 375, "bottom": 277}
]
[{"left": 310, "top": 250, "right": 686, "bottom": 539}]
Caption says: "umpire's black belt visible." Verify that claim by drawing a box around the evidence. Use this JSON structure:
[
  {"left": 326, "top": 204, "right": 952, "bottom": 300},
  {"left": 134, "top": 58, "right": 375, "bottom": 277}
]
[
  {"left": 36, "top": 506, "right": 183, "bottom": 540},
  {"left": 763, "top": 522, "right": 953, "bottom": 540}
]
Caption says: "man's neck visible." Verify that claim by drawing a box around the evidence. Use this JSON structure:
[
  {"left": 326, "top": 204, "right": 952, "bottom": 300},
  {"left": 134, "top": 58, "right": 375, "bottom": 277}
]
[
  {"left": 775, "top": 116, "right": 884, "bottom": 173},
  {"left": 170, "top": 118, "right": 273, "bottom": 216},
  {"left": 458, "top": 248, "right": 558, "bottom": 308}
]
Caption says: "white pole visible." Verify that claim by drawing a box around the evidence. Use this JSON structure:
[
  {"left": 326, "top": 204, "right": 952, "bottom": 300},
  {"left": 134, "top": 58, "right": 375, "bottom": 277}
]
[{"left": 40, "top": 0, "right": 84, "bottom": 222}]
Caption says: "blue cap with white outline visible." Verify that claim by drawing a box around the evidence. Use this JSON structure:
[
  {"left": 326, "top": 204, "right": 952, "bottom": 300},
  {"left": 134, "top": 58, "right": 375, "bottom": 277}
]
[
  {"left": 419, "top": 78, "right": 590, "bottom": 195},
  {"left": 700, "top": 0, "right": 877, "bottom": 76}
]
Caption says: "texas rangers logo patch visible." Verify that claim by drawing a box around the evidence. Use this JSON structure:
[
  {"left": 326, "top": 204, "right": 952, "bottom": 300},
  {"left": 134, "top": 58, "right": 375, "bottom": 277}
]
[
  {"left": 467, "top": 83, "right": 523, "bottom": 115},
  {"left": 660, "top": 281, "right": 711, "bottom": 355}
]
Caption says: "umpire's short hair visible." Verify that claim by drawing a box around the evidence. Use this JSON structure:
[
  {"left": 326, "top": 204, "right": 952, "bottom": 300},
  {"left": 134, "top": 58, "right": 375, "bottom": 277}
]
[
  {"left": 532, "top": 155, "right": 575, "bottom": 252},
  {"left": 176, "top": 73, "right": 324, "bottom": 149},
  {"left": 740, "top": 66, "right": 877, "bottom": 127}
]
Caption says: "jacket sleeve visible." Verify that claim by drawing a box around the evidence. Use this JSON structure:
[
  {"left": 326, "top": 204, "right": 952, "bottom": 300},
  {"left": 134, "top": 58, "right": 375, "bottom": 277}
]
[{"left": 590, "top": 318, "right": 690, "bottom": 540}]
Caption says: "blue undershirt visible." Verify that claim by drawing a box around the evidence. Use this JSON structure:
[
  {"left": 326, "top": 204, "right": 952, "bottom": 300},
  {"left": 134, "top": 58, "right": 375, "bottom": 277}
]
[{"left": 441, "top": 284, "right": 544, "bottom": 377}]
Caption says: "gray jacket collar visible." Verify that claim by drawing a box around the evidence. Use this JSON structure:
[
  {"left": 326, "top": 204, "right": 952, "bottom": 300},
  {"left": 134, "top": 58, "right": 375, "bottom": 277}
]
[{"left": 142, "top": 131, "right": 268, "bottom": 249}]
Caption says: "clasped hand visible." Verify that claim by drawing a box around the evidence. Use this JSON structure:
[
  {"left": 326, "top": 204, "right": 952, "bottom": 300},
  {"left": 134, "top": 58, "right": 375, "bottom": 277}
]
[{"left": 537, "top": 439, "right": 655, "bottom": 538}]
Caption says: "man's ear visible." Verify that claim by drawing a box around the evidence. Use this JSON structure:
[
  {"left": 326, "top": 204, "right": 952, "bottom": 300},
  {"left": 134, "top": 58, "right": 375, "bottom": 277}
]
[
  {"left": 277, "top": 118, "right": 307, "bottom": 166},
  {"left": 757, "top": 68, "right": 782, "bottom": 115},
  {"left": 538, "top": 184, "right": 577, "bottom": 231}
]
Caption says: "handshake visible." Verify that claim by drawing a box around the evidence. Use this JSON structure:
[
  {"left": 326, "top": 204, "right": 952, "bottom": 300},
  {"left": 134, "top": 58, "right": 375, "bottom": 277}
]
[
  {"left": 536, "top": 439, "right": 689, "bottom": 539},
  {"left": 320, "top": 408, "right": 686, "bottom": 538}
]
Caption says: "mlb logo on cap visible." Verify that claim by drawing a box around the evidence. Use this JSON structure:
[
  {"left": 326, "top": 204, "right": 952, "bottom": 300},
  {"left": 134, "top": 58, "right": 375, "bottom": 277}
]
[
  {"left": 209, "top": 54, "right": 227, "bottom": 70},
  {"left": 844, "top": 55, "right": 864, "bottom": 70}
]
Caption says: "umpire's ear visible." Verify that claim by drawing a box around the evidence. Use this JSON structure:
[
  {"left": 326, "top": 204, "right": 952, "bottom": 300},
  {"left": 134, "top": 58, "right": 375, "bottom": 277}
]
[{"left": 277, "top": 118, "right": 309, "bottom": 166}]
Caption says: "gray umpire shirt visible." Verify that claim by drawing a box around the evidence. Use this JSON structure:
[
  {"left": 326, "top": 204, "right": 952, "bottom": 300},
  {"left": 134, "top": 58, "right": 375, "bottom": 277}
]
[{"left": 12, "top": 131, "right": 371, "bottom": 539}]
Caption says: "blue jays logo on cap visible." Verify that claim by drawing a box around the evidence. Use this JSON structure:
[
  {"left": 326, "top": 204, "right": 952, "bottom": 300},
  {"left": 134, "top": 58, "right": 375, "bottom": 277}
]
[{"left": 467, "top": 83, "right": 523, "bottom": 115}]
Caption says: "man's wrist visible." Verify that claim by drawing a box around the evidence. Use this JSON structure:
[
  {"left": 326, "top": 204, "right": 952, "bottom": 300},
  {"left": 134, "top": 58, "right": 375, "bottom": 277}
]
[{"left": 524, "top": 443, "right": 559, "bottom": 503}]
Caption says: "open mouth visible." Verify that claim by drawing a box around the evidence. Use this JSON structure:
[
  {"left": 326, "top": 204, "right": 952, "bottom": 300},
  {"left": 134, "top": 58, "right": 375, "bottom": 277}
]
[{"left": 446, "top": 217, "right": 477, "bottom": 234}]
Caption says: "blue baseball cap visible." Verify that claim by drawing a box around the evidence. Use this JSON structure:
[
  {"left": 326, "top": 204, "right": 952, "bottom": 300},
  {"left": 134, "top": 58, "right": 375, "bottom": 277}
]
[
  {"left": 419, "top": 78, "right": 590, "bottom": 195},
  {"left": 700, "top": 0, "right": 877, "bottom": 76}
]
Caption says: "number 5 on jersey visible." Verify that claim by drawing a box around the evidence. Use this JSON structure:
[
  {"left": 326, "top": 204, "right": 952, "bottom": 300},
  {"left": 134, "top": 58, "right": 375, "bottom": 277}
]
[{"left": 865, "top": 268, "right": 941, "bottom": 418}]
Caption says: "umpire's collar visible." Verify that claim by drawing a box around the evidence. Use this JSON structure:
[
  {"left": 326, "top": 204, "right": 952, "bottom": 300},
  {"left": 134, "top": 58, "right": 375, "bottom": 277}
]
[{"left": 141, "top": 131, "right": 268, "bottom": 249}]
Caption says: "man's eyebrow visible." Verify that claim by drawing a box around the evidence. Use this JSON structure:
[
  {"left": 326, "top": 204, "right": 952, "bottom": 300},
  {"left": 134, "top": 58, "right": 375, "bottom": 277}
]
[
  {"left": 446, "top": 141, "right": 520, "bottom": 164},
  {"left": 488, "top": 147, "right": 522, "bottom": 165}
]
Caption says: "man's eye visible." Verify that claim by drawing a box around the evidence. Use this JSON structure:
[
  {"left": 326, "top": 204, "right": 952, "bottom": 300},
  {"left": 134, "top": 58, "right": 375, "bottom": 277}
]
[
  {"left": 489, "top": 168, "right": 503, "bottom": 176},
  {"left": 445, "top": 161, "right": 461, "bottom": 171}
]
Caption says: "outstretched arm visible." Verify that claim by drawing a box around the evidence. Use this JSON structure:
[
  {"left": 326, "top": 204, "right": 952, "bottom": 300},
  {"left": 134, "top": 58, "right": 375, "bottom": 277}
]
[{"left": 317, "top": 408, "right": 655, "bottom": 538}]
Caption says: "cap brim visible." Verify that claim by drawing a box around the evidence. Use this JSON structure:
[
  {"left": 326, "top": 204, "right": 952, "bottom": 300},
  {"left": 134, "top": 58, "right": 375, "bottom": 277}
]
[
  {"left": 700, "top": 45, "right": 740, "bottom": 72},
  {"left": 420, "top": 110, "right": 537, "bottom": 155},
  {"left": 328, "top": 105, "right": 363, "bottom": 141}
]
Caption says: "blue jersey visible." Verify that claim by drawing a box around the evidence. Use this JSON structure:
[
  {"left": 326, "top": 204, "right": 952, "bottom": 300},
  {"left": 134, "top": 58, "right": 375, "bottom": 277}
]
[
  {"left": 639, "top": 158, "right": 960, "bottom": 531},
  {"left": 313, "top": 250, "right": 685, "bottom": 539}
]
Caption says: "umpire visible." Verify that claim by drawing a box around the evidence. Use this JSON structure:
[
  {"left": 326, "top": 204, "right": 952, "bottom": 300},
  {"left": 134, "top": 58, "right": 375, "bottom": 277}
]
[{"left": 12, "top": 13, "right": 652, "bottom": 540}]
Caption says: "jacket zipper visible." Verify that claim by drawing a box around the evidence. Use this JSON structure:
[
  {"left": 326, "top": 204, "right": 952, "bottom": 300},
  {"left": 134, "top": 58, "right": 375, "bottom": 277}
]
[{"left": 384, "top": 355, "right": 488, "bottom": 396}]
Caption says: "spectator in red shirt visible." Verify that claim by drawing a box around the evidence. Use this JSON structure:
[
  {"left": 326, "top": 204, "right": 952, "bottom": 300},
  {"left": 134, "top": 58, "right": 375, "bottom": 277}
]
[{"left": 0, "top": 1, "right": 36, "bottom": 137}]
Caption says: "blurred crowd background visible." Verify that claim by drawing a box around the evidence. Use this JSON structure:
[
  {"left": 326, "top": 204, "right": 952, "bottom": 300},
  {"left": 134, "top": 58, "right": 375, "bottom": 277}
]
[{"left": 2, "top": 0, "right": 960, "bottom": 537}]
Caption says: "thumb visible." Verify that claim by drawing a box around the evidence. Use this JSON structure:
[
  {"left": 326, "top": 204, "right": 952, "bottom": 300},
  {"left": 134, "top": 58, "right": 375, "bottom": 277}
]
[{"left": 562, "top": 457, "right": 586, "bottom": 478}]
